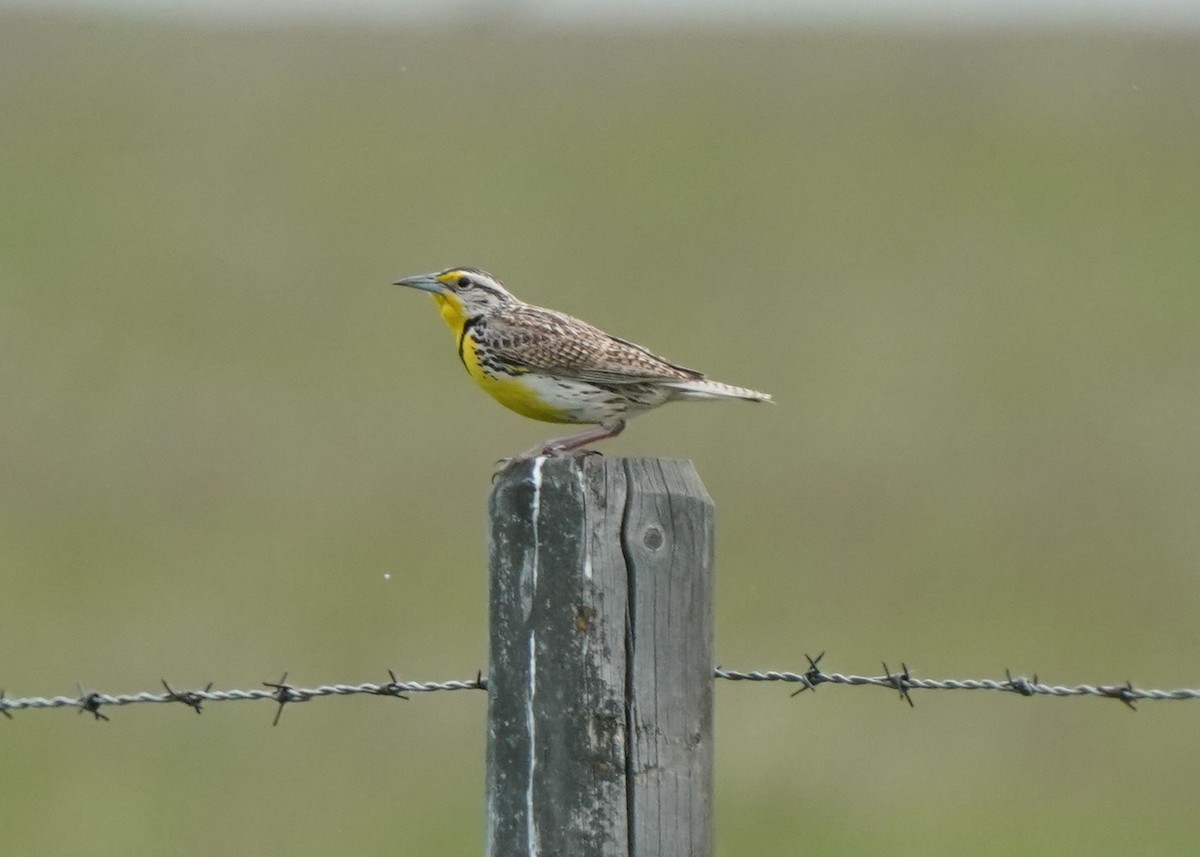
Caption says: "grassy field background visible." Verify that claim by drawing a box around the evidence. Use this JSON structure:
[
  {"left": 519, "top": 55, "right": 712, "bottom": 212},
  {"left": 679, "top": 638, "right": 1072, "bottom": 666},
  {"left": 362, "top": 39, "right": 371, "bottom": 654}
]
[{"left": 2, "top": 10, "right": 1198, "bottom": 855}]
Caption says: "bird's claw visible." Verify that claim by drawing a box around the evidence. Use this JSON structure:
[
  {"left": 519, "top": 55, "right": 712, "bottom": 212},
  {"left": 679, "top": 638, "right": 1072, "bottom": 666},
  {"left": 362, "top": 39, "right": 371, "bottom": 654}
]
[{"left": 493, "top": 445, "right": 603, "bottom": 479}]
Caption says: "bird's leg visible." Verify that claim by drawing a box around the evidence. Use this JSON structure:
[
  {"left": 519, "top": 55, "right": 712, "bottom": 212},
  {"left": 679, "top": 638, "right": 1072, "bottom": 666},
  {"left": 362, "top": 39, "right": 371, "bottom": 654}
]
[{"left": 513, "top": 419, "right": 627, "bottom": 461}]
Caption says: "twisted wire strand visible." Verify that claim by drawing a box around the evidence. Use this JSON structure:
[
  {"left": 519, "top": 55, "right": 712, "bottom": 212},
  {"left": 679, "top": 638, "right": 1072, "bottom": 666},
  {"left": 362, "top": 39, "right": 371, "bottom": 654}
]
[
  {"left": 3, "top": 660, "right": 1198, "bottom": 719},
  {"left": 713, "top": 667, "right": 1200, "bottom": 702},
  {"left": 0, "top": 676, "right": 486, "bottom": 718}
]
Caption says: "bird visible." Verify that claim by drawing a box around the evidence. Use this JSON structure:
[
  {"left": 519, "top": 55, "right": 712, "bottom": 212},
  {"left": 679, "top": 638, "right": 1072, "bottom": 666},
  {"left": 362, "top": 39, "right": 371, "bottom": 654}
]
[{"left": 393, "top": 267, "right": 772, "bottom": 459}]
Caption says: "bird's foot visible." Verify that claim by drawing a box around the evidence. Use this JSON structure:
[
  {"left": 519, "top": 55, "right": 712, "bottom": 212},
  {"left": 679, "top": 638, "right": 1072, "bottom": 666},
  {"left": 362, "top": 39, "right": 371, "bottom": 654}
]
[
  {"left": 515, "top": 444, "right": 603, "bottom": 462},
  {"left": 493, "top": 445, "right": 603, "bottom": 480}
]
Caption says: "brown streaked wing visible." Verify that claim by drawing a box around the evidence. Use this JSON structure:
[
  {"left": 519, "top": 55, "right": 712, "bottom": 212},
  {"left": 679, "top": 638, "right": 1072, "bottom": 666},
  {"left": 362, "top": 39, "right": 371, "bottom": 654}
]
[{"left": 487, "top": 304, "right": 704, "bottom": 385}]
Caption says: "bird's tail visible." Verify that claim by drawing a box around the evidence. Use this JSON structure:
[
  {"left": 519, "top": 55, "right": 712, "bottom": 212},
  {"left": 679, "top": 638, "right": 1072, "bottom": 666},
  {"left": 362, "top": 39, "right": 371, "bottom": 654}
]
[{"left": 662, "top": 379, "right": 773, "bottom": 403}]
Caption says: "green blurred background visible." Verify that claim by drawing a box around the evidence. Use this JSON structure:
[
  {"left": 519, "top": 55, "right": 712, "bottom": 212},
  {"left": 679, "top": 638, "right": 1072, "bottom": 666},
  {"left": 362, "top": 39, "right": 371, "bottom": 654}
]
[{"left": 2, "top": 7, "right": 1199, "bottom": 855}]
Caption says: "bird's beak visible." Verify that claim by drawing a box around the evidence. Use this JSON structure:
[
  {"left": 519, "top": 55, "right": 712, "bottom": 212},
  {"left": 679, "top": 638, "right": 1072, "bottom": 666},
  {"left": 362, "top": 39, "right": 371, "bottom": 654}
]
[{"left": 393, "top": 273, "right": 446, "bottom": 294}]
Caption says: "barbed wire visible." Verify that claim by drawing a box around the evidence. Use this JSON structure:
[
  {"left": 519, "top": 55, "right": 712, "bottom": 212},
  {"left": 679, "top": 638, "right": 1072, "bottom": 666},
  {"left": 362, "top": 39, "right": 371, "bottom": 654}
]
[
  {"left": 0, "top": 671, "right": 486, "bottom": 725},
  {"left": 2, "top": 654, "right": 1196, "bottom": 722},
  {"left": 715, "top": 652, "right": 1200, "bottom": 709}
]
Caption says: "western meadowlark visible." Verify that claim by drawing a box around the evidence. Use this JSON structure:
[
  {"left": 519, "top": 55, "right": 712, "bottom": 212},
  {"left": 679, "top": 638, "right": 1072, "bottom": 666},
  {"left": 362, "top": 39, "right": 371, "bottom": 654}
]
[{"left": 394, "top": 267, "right": 772, "bottom": 458}]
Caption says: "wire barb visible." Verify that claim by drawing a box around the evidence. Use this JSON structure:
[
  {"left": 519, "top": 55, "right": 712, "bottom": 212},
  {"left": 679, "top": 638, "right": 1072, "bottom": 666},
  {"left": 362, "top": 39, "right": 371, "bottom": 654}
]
[
  {"left": 161, "top": 679, "right": 212, "bottom": 714},
  {"left": 263, "top": 673, "right": 308, "bottom": 726},
  {"left": 1099, "top": 681, "right": 1139, "bottom": 711},
  {"left": 376, "top": 670, "right": 411, "bottom": 700},
  {"left": 787, "top": 651, "right": 825, "bottom": 697},
  {"left": 77, "top": 684, "right": 110, "bottom": 722},
  {"left": 1004, "top": 668, "right": 1036, "bottom": 697},
  {"left": 882, "top": 661, "right": 916, "bottom": 707}
]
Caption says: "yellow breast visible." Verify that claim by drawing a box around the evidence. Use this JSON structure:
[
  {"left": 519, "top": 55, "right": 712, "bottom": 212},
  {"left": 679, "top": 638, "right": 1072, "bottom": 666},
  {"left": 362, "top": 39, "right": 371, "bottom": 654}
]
[
  {"left": 431, "top": 293, "right": 575, "bottom": 424},
  {"left": 459, "top": 332, "right": 576, "bottom": 423}
]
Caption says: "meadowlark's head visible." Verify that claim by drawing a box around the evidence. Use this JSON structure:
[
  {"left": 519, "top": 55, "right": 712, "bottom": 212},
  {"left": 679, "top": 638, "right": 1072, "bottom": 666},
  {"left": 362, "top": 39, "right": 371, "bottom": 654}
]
[{"left": 393, "top": 267, "right": 516, "bottom": 328}]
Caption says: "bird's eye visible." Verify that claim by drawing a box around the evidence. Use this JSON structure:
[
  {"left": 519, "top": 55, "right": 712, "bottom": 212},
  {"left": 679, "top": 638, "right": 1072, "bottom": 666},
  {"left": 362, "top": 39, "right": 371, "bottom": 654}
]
[{"left": 456, "top": 276, "right": 473, "bottom": 289}]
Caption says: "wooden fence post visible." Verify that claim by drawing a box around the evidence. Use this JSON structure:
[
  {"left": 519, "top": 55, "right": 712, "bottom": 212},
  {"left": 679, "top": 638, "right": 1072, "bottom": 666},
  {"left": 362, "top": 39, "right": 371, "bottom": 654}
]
[{"left": 486, "top": 456, "right": 714, "bottom": 857}]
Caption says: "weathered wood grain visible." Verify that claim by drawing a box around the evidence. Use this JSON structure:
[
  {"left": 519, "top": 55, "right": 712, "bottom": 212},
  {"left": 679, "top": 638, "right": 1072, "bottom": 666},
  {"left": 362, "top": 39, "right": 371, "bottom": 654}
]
[{"left": 486, "top": 456, "right": 713, "bottom": 857}]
